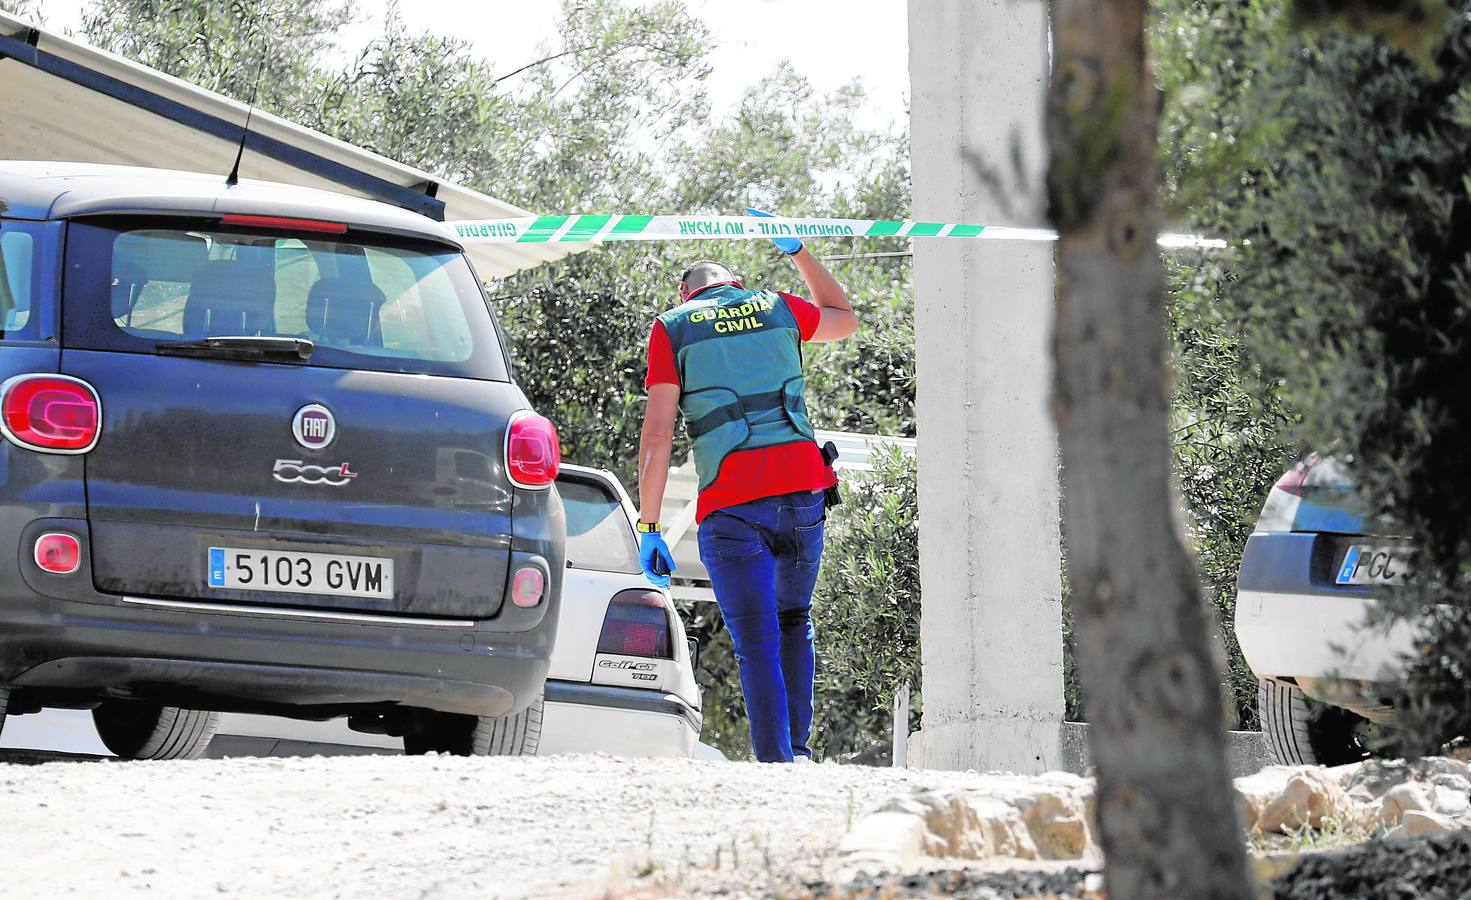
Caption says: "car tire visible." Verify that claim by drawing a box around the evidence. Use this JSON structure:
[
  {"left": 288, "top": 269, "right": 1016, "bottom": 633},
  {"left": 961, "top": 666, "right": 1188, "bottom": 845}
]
[
  {"left": 1258, "top": 678, "right": 1369, "bottom": 766},
  {"left": 402, "top": 692, "right": 543, "bottom": 757},
  {"left": 92, "top": 701, "right": 221, "bottom": 760},
  {"left": 0, "top": 686, "right": 8, "bottom": 739}
]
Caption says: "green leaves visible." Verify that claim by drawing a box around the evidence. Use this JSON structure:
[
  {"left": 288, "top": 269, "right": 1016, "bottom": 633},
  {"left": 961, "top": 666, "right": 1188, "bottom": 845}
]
[
  {"left": 809, "top": 446, "right": 921, "bottom": 762},
  {"left": 1156, "top": 0, "right": 1471, "bottom": 746}
]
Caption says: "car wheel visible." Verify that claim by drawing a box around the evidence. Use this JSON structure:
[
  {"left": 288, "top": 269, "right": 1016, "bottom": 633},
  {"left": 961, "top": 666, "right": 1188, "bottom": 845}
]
[
  {"left": 92, "top": 701, "right": 221, "bottom": 760},
  {"left": 1258, "top": 678, "right": 1369, "bottom": 766},
  {"left": 402, "top": 692, "right": 543, "bottom": 757}
]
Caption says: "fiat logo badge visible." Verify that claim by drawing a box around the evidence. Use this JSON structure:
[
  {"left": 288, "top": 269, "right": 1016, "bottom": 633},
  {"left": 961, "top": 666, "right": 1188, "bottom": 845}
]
[{"left": 292, "top": 404, "right": 336, "bottom": 450}]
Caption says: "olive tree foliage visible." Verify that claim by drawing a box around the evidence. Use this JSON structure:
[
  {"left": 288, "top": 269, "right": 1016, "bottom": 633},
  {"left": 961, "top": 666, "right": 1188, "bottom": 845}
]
[
  {"left": 1153, "top": 0, "right": 1471, "bottom": 754},
  {"left": 80, "top": 0, "right": 710, "bottom": 208},
  {"left": 0, "top": 0, "right": 45, "bottom": 22},
  {"left": 81, "top": 0, "right": 355, "bottom": 114},
  {"left": 1164, "top": 260, "right": 1295, "bottom": 728},
  {"left": 810, "top": 445, "right": 920, "bottom": 762}
]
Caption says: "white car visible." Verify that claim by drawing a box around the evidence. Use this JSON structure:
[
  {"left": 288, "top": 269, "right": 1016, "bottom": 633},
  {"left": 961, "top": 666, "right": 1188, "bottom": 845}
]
[
  {"left": 1234, "top": 454, "right": 1421, "bottom": 765},
  {"left": 538, "top": 464, "right": 703, "bottom": 757},
  {"left": 210, "top": 465, "right": 704, "bottom": 759}
]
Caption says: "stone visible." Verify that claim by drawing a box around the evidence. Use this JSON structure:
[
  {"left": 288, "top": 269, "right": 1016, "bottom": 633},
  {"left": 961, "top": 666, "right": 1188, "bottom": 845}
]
[
  {"left": 1235, "top": 766, "right": 1300, "bottom": 829},
  {"left": 972, "top": 797, "right": 1040, "bottom": 860},
  {"left": 1431, "top": 783, "right": 1471, "bottom": 818},
  {"left": 1379, "top": 783, "right": 1432, "bottom": 827},
  {"left": 829, "top": 774, "right": 1097, "bottom": 882},
  {"left": 835, "top": 809, "right": 930, "bottom": 877},
  {"left": 1394, "top": 809, "right": 1456, "bottom": 838},
  {"left": 1325, "top": 761, "right": 1365, "bottom": 789},
  {"left": 1082, "top": 872, "right": 1106, "bottom": 899},
  {"left": 1414, "top": 757, "right": 1471, "bottom": 784},
  {"left": 1343, "top": 758, "right": 1410, "bottom": 801},
  {"left": 1255, "top": 769, "right": 1356, "bottom": 833},
  {"left": 1019, "top": 790, "right": 1091, "bottom": 860}
]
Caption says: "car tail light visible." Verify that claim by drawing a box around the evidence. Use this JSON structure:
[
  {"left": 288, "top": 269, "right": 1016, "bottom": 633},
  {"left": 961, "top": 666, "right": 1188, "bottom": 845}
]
[
  {"left": 511, "top": 566, "right": 546, "bottom": 608},
  {"left": 34, "top": 532, "right": 80, "bottom": 574},
  {"left": 1272, "top": 454, "right": 1322, "bottom": 498},
  {"left": 597, "top": 590, "right": 673, "bottom": 659},
  {"left": 1, "top": 375, "right": 102, "bottom": 453},
  {"left": 506, "top": 411, "right": 561, "bottom": 488}
]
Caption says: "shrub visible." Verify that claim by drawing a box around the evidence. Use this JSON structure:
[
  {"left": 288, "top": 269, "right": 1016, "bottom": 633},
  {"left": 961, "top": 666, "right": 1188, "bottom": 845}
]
[{"left": 1156, "top": 0, "right": 1471, "bottom": 751}]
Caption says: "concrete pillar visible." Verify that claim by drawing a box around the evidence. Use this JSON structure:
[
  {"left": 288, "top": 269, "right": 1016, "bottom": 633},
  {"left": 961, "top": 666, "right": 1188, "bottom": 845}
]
[{"left": 906, "top": 0, "right": 1064, "bottom": 773}]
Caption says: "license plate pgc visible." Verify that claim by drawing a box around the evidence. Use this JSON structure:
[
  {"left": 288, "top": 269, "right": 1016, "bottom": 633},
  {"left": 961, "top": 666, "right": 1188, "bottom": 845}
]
[
  {"left": 208, "top": 547, "right": 394, "bottom": 599},
  {"left": 1335, "top": 545, "right": 1411, "bottom": 586}
]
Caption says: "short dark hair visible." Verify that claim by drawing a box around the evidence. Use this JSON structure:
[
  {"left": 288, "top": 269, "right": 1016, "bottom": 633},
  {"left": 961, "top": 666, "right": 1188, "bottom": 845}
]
[{"left": 679, "top": 260, "right": 734, "bottom": 285}]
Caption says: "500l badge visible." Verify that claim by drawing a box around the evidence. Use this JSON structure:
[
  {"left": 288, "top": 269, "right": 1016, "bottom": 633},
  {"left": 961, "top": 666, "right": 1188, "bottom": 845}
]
[{"left": 273, "top": 459, "right": 358, "bottom": 486}]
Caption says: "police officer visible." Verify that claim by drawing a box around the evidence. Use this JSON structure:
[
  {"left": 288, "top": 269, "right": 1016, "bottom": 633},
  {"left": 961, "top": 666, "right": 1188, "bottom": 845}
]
[{"left": 635, "top": 209, "right": 858, "bottom": 763}]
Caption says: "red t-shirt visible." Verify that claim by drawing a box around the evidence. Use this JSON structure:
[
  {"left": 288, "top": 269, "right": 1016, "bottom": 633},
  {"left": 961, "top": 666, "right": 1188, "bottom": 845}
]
[{"left": 647, "top": 291, "right": 837, "bottom": 522}]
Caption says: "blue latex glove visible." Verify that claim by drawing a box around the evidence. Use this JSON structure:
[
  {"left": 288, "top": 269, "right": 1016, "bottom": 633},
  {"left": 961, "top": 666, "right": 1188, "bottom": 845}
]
[
  {"left": 639, "top": 530, "right": 676, "bottom": 589},
  {"left": 746, "top": 207, "right": 803, "bottom": 255}
]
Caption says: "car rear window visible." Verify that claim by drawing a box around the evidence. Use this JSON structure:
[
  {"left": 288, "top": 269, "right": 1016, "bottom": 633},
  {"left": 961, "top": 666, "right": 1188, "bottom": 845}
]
[
  {"left": 62, "top": 217, "right": 509, "bottom": 380},
  {"left": 0, "top": 221, "right": 40, "bottom": 339},
  {"left": 560, "top": 477, "right": 641, "bottom": 575}
]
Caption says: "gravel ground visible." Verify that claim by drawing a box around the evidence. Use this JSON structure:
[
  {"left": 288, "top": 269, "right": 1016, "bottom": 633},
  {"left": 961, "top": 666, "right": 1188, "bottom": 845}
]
[{"left": 0, "top": 752, "right": 966, "bottom": 899}]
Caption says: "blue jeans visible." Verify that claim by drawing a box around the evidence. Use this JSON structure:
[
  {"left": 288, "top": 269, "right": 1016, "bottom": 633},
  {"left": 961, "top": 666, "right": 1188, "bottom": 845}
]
[{"left": 698, "top": 489, "right": 826, "bottom": 762}]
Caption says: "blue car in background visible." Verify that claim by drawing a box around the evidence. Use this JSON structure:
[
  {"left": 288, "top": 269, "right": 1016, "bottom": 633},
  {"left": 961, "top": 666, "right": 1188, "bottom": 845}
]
[{"left": 1235, "top": 454, "right": 1421, "bottom": 765}]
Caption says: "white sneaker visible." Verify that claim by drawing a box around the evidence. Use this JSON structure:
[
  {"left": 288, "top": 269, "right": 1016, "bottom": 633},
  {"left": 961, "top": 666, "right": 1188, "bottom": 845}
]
[{"left": 792, "top": 755, "right": 815, "bottom": 765}]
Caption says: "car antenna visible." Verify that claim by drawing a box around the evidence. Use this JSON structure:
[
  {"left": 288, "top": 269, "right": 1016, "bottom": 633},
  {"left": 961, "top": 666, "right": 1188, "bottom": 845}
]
[{"left": 226, "top": 13, "right": 270, "bottom": 186}]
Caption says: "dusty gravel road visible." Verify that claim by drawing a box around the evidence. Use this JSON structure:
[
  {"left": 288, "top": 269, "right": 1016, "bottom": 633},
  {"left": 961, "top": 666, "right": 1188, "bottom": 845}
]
[{"left": 0, "top": 753, "right": 947, "bottom": 899}]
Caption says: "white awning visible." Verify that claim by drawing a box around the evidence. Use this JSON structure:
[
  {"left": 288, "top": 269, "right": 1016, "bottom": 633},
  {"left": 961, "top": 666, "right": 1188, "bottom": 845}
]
[{"left": 0, "top": 10, "right": 574, "bottom": 278}]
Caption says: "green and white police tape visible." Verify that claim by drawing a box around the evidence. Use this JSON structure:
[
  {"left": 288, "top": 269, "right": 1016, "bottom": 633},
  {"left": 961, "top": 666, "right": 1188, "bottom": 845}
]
[{"left": 447, "top": 214, "right": 1226, "bottom": 249}]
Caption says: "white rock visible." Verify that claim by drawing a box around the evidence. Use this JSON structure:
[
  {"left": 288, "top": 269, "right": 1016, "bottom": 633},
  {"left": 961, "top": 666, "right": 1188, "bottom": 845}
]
[
  {"left": 1430, "top": 782, "right": 1471, "bottom": 817},
  {"left": 1415, "top": 757, "right": 1471, "bottom": 784},
  {"left": 1019, "top": 790, "right": 1091, "bottom": 860},
  {"left": 1325, "top": 761, "right": 1365, "bottom": 789},
  {"left": 1394, "top": 809, "right": 1456, "bottom": 838},
  {"left": 1254, "top": 769, "right": 1356, "bottom": 833},
  {"left": 1342, "top": 758, "right": 1410, "bottom": 801},
  {"left": 1235, "top": 766, "right": 1302, "bottom": 829},
  {"left": 829, "top": 774, "right": 1097, "bottom": 878},
  {"left": 833, "top": 810, "right": 929, "bottom": 879},
  {"left": 1380, "top": 783, "right": 1433, "bottom": 827}
]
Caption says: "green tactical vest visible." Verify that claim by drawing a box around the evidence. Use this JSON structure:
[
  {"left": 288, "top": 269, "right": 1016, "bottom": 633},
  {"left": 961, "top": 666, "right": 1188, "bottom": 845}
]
[{"left": 657, "top": 284, "right": 817, "bottom": 491}]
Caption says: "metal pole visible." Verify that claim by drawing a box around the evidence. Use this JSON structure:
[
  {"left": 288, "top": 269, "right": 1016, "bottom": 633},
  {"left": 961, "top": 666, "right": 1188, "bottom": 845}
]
[{"left": 892, "top": 682, "right": 910, "bottom": 768}]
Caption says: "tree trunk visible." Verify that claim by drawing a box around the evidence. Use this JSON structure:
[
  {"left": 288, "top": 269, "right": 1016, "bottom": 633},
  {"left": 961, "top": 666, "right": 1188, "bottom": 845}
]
[{"left": 1045, "top": 3, "right": 1254, "bottom": 898}]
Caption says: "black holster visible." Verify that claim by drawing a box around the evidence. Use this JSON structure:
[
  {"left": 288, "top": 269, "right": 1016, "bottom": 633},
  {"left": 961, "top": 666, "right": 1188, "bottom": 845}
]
[{"left": 820, "top": 440, "right": 842, "bottom": 510}]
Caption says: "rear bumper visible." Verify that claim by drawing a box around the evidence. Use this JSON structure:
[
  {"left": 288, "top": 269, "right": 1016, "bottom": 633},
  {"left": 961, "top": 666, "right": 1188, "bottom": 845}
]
[
  {"left": 540, "top": 680, "right": 701, "bottom": 758},
  {"left": 1235, "top": 588, "right": 1420, "bottom": 682},
  {"left": 0, "top": 497, "right": 562, "bottom": 718},
  {"left": 0, "top": 590, "right": 555, "bottom": 718},
  {"left": 1235, "top": 532, "right": 1420, "bottom": 682}
]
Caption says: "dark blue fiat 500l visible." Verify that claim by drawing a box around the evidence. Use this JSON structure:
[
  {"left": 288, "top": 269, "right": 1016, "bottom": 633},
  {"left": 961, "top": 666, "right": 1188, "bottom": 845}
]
[{"left": 0, "top": 162, "right": 564, "bottom": 757}]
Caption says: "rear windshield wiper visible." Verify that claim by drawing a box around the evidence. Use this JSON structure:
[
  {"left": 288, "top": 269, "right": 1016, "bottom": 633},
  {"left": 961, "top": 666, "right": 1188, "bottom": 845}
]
[{"left": 156, "top": 336, "right": 314, "bottom": 362}]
